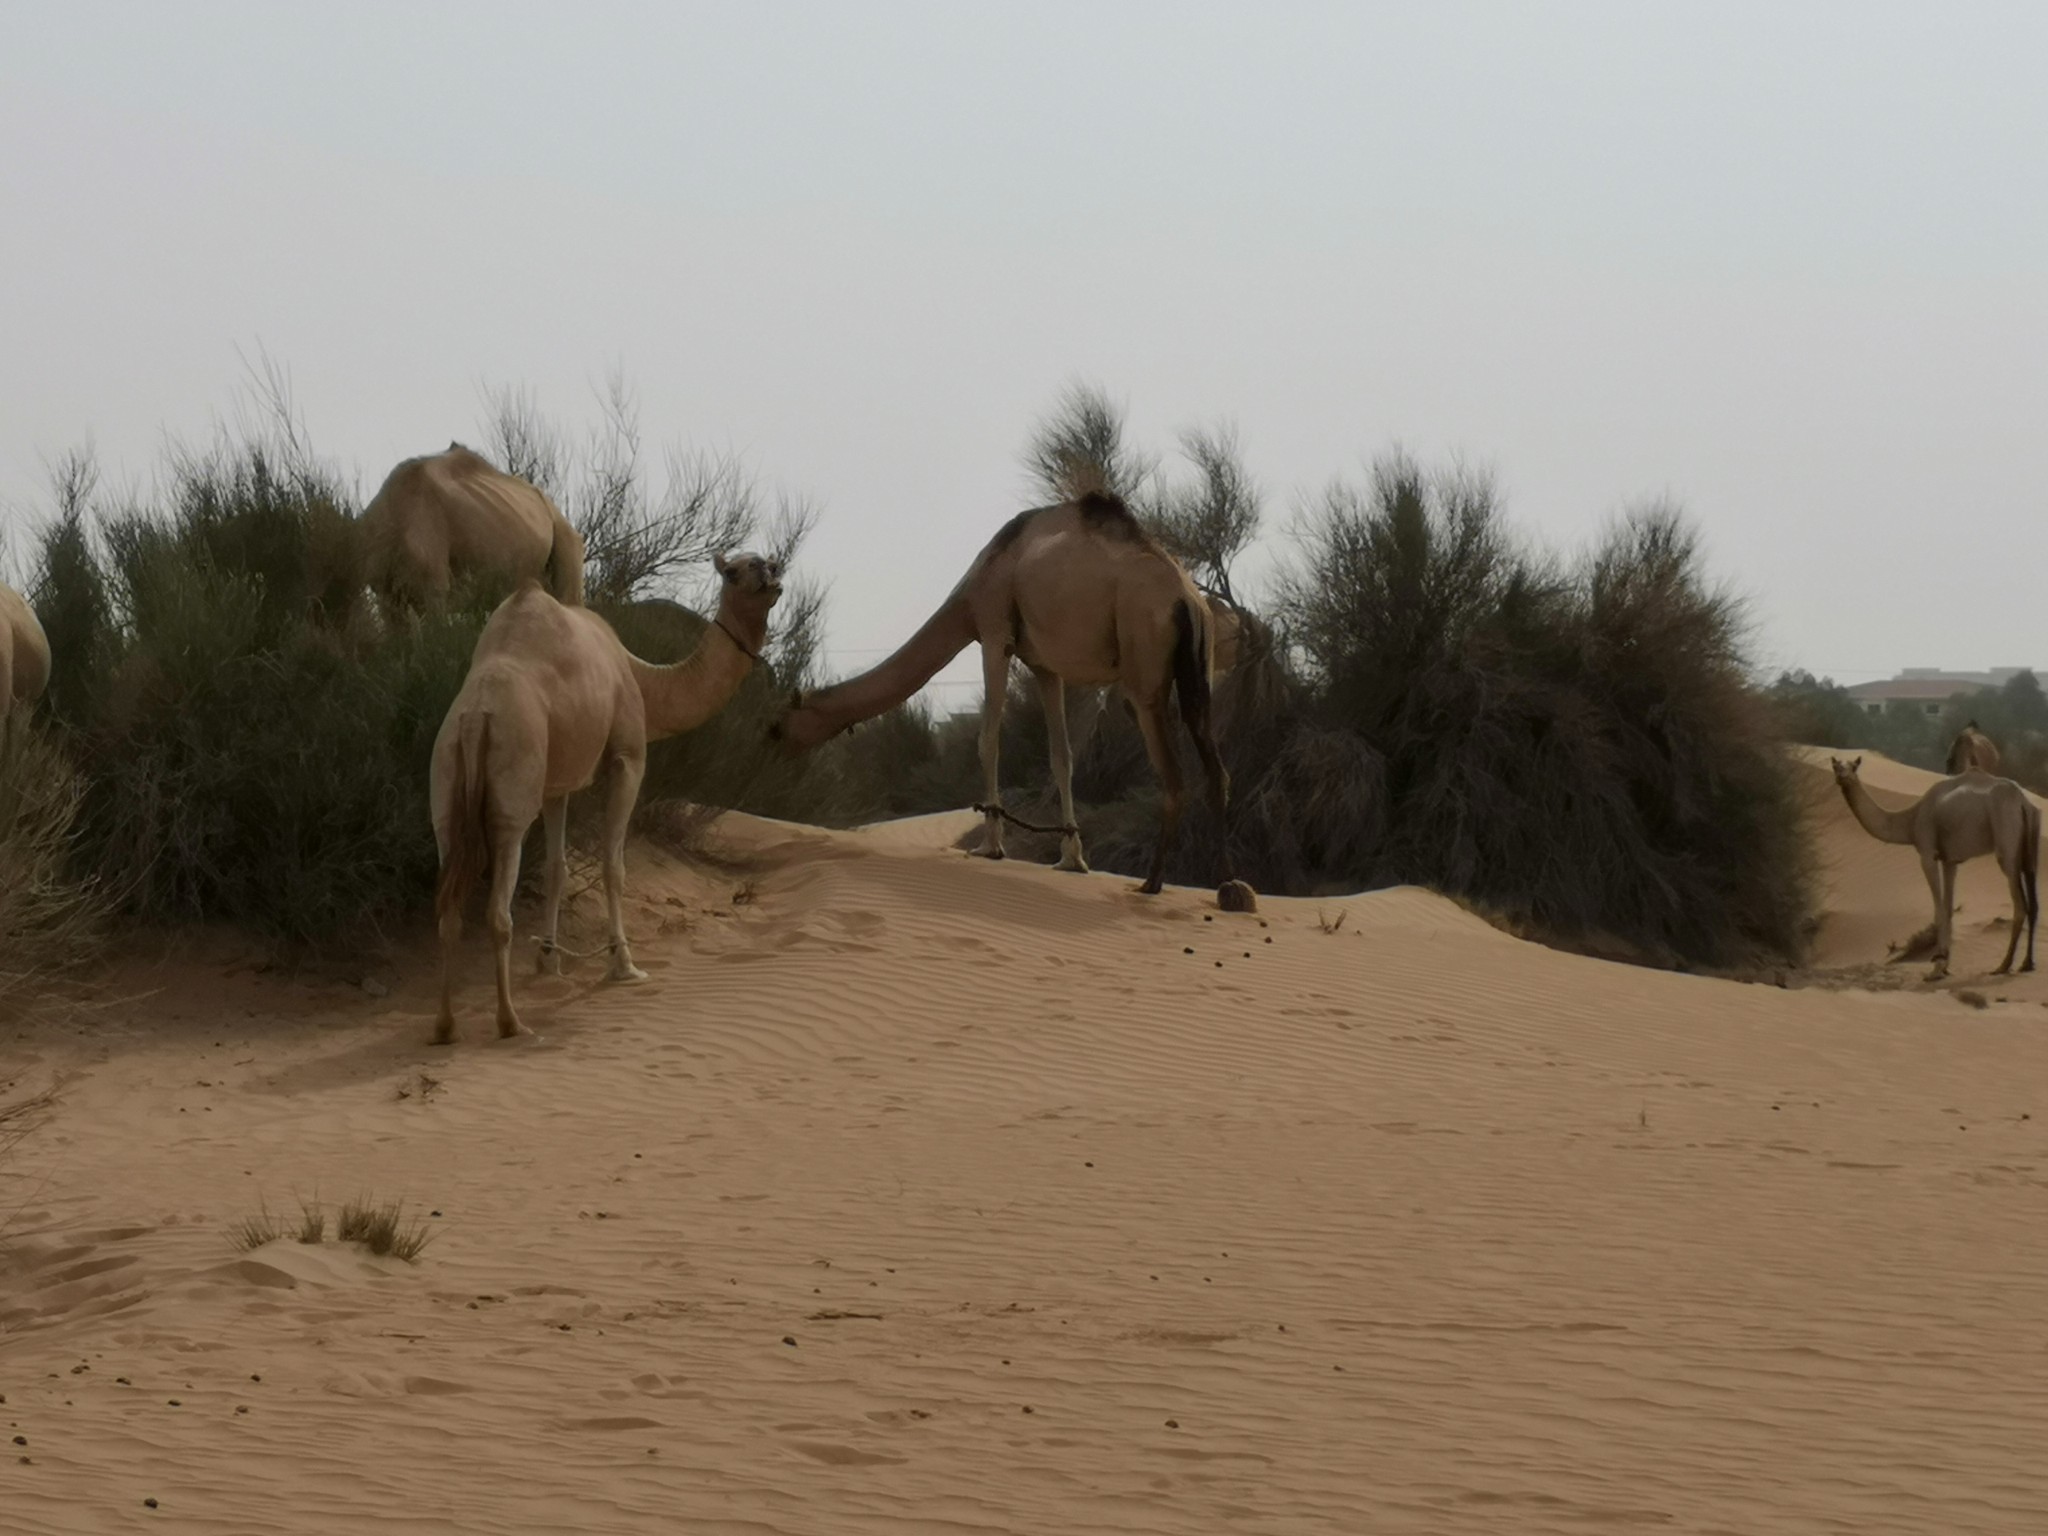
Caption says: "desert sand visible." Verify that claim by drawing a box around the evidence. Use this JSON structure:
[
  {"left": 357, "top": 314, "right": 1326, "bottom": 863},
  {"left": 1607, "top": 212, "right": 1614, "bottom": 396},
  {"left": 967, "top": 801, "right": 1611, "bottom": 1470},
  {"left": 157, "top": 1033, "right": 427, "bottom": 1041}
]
[{"left": 6, "top": 751, "right": 2048, "bottom": 1533}]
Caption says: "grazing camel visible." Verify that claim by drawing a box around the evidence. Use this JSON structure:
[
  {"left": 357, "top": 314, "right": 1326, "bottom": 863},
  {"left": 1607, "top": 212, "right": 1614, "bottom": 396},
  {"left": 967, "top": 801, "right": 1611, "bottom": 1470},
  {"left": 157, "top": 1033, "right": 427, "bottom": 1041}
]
[
  {"left": 1830, "top": 755, "right": 2039, "bottom": 980},
  {"left": 431, "top": 552, "right": 783, "bottom": 1042},
  {"left": 360, "top": 443, "right": 586, "bottom": 612},
  {"left": 1, "top": 580, "right": 50, "bottom": 741},
  {"left": 1947, "top": 721, "right": 2001, "bottom": 776},
  {"left": 772, "top": 491, "right": 1236, "bottom": 899}
]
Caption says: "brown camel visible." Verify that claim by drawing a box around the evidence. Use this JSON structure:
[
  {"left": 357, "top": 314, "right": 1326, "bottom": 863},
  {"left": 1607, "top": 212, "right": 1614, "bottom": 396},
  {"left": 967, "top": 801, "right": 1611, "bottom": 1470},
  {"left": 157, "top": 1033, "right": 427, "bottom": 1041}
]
[
  {"left": 431, "top": 552, "right": 783, "bottom": 1042},
  {"left": 1946, "top": 721, "right": 2001, "bottom": 776},
  {"left": 1830, "top": 755, "right": 2039, "bottom": 980},
  {"left": 772, "top": 491, "right": 1234, "bottom": 897},
  {"left": 1, "top": 580, "right": 50, "bottom": 742},
  {"left": 360, "top": 443, "right": 585, "bottom": 611}
]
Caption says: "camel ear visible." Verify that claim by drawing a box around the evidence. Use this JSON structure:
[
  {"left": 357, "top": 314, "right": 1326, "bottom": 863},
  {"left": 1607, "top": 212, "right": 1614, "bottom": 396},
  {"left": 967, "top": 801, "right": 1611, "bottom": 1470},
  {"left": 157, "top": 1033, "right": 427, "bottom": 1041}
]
[
  {"left": 1851, "top": 756, "right": 1863, "bottom": 771},
  {"left": 713, "top": 552, "right": 733, "bottom": 580}
]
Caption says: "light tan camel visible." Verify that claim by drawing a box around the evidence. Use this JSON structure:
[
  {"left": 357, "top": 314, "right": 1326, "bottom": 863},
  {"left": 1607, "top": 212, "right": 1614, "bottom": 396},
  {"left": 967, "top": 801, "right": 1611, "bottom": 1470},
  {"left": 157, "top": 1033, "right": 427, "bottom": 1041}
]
[
  {"left": 360, "top": 443, "right": 585, "bottom": 611},
  {"left": 1, "top": 581, "right": 50, "bottom": 741},
  {"left": 1946, "top": 721, "right": 2001, "bottom": 776},
  {"left": 431, "top": 552, "right": 783, "bottom": 1042},
  {"left": 1830, "top": 755, "right": 2039, "bottom": 979},
  {"left": 772, "top": 491, "right": 1236, "bottom": 898}
]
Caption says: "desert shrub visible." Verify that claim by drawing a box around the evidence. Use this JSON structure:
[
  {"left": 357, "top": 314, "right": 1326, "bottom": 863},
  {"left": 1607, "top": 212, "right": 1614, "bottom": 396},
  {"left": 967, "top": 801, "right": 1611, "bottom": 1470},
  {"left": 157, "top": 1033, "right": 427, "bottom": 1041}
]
[
  {"left": 0, "top": 720, "right": 107, "bottom": 1004},
  {"left": 22, "top": 385, "right": 830, "bottom": 950},
  {"left": 869, "top": 395, "right": 1818, "bottom": 968}
]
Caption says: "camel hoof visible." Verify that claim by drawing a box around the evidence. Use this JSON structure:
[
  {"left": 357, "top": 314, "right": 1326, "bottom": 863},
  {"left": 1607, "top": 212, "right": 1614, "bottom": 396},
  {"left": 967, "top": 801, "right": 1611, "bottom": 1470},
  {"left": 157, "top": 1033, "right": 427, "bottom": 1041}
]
[
  {"left": 1217, "top": 879, "right": 1258, "bottom": 914},
  {"left": 1137, "top": 878, "right": 1164, "bottom": 896},
  {"left": 977, "top": 847, "right": 1007, "bottom": 862},
  {"left": 496, "top": 1019, "right": 533, "bottom": 1040},
  {"left": 430, "top": 1027, "right": 457, "bottom": 1047},
  {"left": 1055, "top": 856, "right": 1090, "bottom": 874},
  {"left": 607, "top": 964, "right": 650, "bottom": 985}
]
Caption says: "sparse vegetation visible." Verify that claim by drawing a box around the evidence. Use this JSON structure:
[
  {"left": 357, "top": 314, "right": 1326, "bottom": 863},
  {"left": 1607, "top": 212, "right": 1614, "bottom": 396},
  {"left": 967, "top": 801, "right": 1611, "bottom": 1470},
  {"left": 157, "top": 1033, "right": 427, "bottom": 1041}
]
[
  {"left": 231, "top": 1194, "right": 430, "bottom": 1261},
  {"left": 14, "top": 371, "right": 1821, "bottom": 973},
  {"left": 336, "top": 1196, "right": 433, "bottom": 1261}
]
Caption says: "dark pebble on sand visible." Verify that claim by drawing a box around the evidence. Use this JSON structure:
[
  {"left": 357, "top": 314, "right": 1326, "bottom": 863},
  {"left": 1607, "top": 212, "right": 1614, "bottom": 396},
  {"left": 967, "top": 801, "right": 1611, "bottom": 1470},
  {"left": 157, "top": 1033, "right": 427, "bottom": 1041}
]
[
  {"left": 1183, "top": 947, "right": 1194, "bottom": 955},
  {"left": 1165, "top": 1419, "right": 1179, "bottom": 1428},
  {"left": 783, "top": 1335, "right": 797, "bottom": 1346},
  {"left": 1264, "top": 937, "right": 1273, "bottom": 944},
  {"left": 1085, "top": 1161, "right": 1094, "bottom": 1167},
  {"left": 1204, "top": 915, "right": 1212, "bottom": 922},
  {"left": 145, "top": 1498, "right": 158, "bottom": 1509},
  {"left": 1021, "top": 1405, "right": 1033, "bottom": 1414},
  {"left": 250, "top": 1375, "right": 261, "bottom": 1382},
  {"left": 12, "top": 1436, "right": 25, "bottom": 1446},
  {"left": 1214, "top": 960, "right": 1222, "bottom": 967}
]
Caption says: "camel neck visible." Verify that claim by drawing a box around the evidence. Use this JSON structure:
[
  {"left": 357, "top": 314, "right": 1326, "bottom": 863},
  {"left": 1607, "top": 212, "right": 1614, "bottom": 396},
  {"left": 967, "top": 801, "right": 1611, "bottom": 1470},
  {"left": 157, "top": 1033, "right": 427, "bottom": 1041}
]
[
  {"left": 630, "top": 607, "right": 766, "bottom": 740},
  {"left": 794, "top": 595, "right": 976, "bottom": 736},
  {"left": 1838, "top": 776, "right": 1918, "bottom": 846}
]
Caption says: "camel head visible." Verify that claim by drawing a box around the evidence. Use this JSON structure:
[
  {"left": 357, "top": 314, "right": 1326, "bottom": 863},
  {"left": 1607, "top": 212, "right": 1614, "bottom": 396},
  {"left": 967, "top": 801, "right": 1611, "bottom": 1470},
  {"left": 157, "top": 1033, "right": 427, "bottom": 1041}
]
[
  {"left": 1829, "top": 755, "right": 1864, "bottom": 790},
  {"left": 712, "top": 550, "right": 784, "bottom": 618}
]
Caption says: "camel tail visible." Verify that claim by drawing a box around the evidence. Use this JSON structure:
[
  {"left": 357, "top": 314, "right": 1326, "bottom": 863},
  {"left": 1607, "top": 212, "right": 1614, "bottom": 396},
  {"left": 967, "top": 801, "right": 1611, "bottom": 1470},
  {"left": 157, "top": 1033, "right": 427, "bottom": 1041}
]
[
  {"left": 546, "top": 515, "right": 587, "bottom": 607},
  {"left": 436, "top": 712, "right": 493, "bottom": 926},
  {"left": 1170, "top": 597, "right": 1212, "bottom": 732}
]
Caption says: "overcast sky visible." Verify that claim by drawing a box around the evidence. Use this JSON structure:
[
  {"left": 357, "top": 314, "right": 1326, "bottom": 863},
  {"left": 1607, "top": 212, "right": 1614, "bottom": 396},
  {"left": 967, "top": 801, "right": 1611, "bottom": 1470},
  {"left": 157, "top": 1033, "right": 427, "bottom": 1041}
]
[{"left": 3, "top": 1, "right": 2044, "bottom": 700}]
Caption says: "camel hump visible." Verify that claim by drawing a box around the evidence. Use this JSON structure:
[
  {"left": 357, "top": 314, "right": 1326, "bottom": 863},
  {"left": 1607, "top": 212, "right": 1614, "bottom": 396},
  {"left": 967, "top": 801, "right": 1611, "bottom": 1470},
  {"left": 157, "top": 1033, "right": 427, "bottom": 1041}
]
[{"left": 1075, "top": 489, "right": 1144, "bottom": 539}]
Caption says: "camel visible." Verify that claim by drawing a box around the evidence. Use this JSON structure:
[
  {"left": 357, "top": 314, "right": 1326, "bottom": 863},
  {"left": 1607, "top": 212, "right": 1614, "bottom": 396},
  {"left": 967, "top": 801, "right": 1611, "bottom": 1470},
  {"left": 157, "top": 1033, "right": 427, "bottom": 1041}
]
[
  {"left": 771, "top": 490, "right": 1238, "bottom": 900},
  {"left": 360, "top": 443, "right": 585, "bottom": 611},
  {"left": 1947, "top": 720, "right": 2001, "bottom": 776},
  {"left": 1830, "top": 755, "right": 2039, "bottom": 980},
  {"left": 1, "top": 580, "right": 50, "bottom": 741},
  {"left": 431, "top": 551, "right": 783, "bottom": 1042}
]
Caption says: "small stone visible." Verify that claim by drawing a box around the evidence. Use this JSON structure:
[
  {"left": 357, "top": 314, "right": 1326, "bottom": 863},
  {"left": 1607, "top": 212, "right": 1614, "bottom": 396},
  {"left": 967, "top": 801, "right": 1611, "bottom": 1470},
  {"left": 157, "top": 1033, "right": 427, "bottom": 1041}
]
[
  {"left": 1084, "top": 1161, "right": 1094, "bottom": 1168},
  {"left": 236, "top": 1406, "right": 249, "bottom": 1414},
  {"left": 12, "top": 1436, "right": 25, "bottom": 1446},
  {"left": 1021, "top": 1405, "right": 1033, "bottom": 1414},
  {"left": 168, "top": 1399, "right": 181, "bottom": 1407},
  {"left": 1182, "top": 947, "right": 1194, "bottom": 955},
  {"left": 783, "top": 1336, "right": 797, "bottom": 1347},
  {"left": 145, "top": 1498, "right": 158, "bottom": 1509},
  {"left": 1165, "top": 1418, "right": 1179, "bottom": 1428},
  {"left": 250, "top": 1374, "right": 261, "bottom": 1382}
]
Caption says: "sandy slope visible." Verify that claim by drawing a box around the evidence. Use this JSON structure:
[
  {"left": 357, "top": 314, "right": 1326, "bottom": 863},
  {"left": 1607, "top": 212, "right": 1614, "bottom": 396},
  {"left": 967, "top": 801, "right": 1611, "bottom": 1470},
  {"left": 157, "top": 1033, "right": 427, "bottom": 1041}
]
[{"left": 6, "top": 784, "right": 2048, "bottom": 1533}]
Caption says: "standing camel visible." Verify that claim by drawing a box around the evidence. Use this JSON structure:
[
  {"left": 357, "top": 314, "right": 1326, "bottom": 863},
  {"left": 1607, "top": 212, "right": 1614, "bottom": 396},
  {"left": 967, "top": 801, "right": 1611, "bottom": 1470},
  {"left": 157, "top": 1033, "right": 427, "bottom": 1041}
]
[
  {"left": 431, "top": 552, "right": 783, "bottom": 1042},
  {"left": 1830, "top": 755, "right": 2039, "bottom": 979},
  {"left": 361, "top": 443, "right": 586, "bottom": 612},
  {"left": 772, "top": 491, "right": 1236, "bottom": 899},
  {"left": 1, "top": 581, "right": 50, "bottom": 743},
  {"left": 1947, "top": 721, "right": 2001, "bottom": 776}
]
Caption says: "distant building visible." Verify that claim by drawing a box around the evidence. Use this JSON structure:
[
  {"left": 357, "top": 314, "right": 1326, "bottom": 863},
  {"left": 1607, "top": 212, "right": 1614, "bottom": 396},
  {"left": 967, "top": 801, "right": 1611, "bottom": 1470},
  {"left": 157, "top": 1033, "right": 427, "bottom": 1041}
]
[{"left": 1845, "top": 668, "right": 2037, "bottom": 719}]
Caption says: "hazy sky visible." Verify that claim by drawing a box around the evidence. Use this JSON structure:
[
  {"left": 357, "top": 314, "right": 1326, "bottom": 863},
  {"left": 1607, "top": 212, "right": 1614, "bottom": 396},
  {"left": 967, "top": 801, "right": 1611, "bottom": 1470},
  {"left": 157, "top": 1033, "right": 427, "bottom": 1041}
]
[{"left": 4, "top": 1, "right": 2044, "bottom": 702}]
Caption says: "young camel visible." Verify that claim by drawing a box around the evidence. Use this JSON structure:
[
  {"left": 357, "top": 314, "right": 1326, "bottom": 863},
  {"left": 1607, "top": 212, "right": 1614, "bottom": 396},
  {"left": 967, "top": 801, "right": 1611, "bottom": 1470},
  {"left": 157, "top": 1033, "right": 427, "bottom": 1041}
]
[
  {"left": 361, "top": 443, "right": 586, "bottom": 612},
  {"left": 1830, "top": 755, "right": 2039, "bottom": 980},
  {"left": 431, "top": 552, "right": 783, "bottom": 1042},
  {"left": 1, "top": 581, "right": 50, "bottom": 744},
  {"left": 1946, "top": 721, "right": 2001, "bottom": 776},
  {"left": 772, "top": 491, "right": 1237, "bottom": 899}
]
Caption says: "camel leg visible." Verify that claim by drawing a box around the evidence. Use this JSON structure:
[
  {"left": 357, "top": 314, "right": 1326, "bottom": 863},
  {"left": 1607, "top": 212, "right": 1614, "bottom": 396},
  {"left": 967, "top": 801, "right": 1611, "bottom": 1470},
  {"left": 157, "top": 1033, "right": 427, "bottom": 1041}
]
[
  {"left": 486, "top": 820, "right": 531, "bottom": 1039},
  {"left": 601, "top": 753, "right": 650, "bottom": 984},
  {"left": 535, "top": 795, "right": 569, "bottom": 975},
  {"left": 1177, "top": 677, "right": 1234, "bottom": 886},
  {"left": 1033, "top": 667, "right": 1087, "bottom": 873},
  {"left": 976, "top": 644, "right": 1011, "bottom": 861},
  {"left": 1133, "top": 697, "right": 1186, "bottom": 897},
  {"left": 1995, "top": 846, "right": 2029, "bottom": 975},
  {"left": 1922, "top": 853, "right": 1954, "bottom": 981}
]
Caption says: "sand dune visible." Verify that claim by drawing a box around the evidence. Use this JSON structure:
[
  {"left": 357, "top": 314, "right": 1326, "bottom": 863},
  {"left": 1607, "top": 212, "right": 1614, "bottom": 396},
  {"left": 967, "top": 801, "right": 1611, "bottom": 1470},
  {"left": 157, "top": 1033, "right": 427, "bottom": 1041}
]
[{"left": 7, "top": 778, "right": 2048, "bottom": 1532}]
